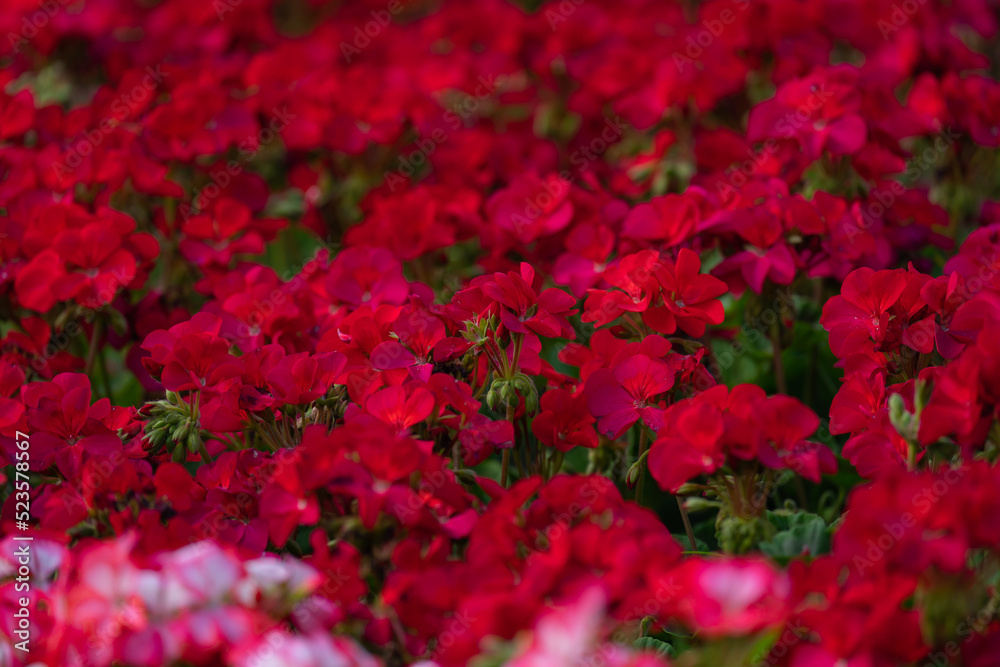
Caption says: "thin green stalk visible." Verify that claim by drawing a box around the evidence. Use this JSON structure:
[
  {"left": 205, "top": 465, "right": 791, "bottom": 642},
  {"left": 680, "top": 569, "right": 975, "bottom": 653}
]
[
  {"left": 770, "top": 323, "right": 788, "bottom": 395},
  {"left": 552, "top": 450, "right": 564, "bottom": 477},
  {"left": 635, "top": 429, "right": 649, "bottom": 506},
  {"left": 677, "top": 495, "right": 697, "bottom": 550},
  {"left": 97, "top": 346, "right": 113, "bottom": 401},
  {"left": 198, "top": 441, "right": 214, "bottom": 466},
  {"left": 84, "top": 319, "right": 103, "bottom": 377},
  {"left": 501, "top": 399, "right": 517, "bottom": 487},
  {"left": 511, "top": 333, "right": 523, "bottom": 370}
]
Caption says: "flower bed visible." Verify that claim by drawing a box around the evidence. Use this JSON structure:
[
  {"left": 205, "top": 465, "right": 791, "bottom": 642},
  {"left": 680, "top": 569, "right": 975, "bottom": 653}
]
[{"left": 2, "top": 0, "right": 1000, "bottom": 665}]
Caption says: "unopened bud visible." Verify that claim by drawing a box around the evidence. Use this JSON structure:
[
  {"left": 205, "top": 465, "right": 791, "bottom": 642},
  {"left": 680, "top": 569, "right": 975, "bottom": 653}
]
[
  {"left": 524, "top": 390, "right": 538, "bottom": 414},
  {"left": 625, "top": 461, "right": 642, "bottom": 488},
  {"left": 888, "top": 393, "right": 917, "bottom": 440}
]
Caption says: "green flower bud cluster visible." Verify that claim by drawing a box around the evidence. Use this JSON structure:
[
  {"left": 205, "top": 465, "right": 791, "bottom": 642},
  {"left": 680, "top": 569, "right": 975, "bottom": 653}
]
[
  {"left": 917, "top": 577, "right": 991, "bottom": 647},
  {"left": 485, "top": 372, "right": 538, "bottom": 413},
  {"left": 716, "top": 507, "right": 776, "bottom": 555},
  {"left": 985, "top": 423, "right": 1000, "bottom": 463},
  {"left": 141, "top": 392, "right": 203, "bottom": 463},
  {"left": 460, "top": 315, "right": 497, "bottom": 345},
  {"left": 586, "top": 441, "right": 624, "bottom": 476},
  {"left": 314, "top": 385, "right": 348, "bottom": 421}
]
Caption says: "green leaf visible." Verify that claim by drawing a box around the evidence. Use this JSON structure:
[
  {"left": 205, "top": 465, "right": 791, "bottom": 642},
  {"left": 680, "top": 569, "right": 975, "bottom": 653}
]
[
  {"left": 633, "top": 637, "right": 677, "bottom": 659},
  {"left": 671, "top": 532, "right": 708, "bottom": 552},
  {"left": 760, "top": 511, "right": 831, "bottom": 559},
  {"left": 746, "top": 627, "right": 782, "bottom": 665}
]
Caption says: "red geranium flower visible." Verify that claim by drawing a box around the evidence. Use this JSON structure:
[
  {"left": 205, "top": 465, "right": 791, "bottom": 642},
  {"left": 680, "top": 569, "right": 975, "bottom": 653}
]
[
  {"left": 820, "top": 267, "right": 907, "bottom": 357},
  {"left": 362, "top": 385, "right": 435, "bottom": 434},
  {"left": 479, "top": 263, "right": 578, "bottom": 339},
  {"left": 21, "top": 373, "right": 122, "bottom": 479},
  {"left": 585, "top": 354, "right": 674, "bottom": 438},
  {"left": 582, "top": 250, "right": 659, "bottom": 327},
  {"left": 531, "top": 387, "right": 598, "bottom": 452},
  {"left": 644, "top": 249, "right": 728, "bottom": 337},
  {"left": 141, "top": 313, "right": 241, "bottom": 391},
  {"left": 265, "top": 352, "right": 346, "bottom": 406},
  {"left": 648, "top": 396, "right": 726, "bottom": 492}
]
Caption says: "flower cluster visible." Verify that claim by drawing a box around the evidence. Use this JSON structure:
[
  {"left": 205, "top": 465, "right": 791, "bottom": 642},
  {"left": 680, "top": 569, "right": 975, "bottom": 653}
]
[{"left": 2, "top": 0, "right": 1000, "bottom": 665}]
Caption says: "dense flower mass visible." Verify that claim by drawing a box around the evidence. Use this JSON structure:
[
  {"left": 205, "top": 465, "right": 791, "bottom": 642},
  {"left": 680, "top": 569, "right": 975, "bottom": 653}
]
[{"left": 2, "top": 0, "right": 1000, "bottom": 665}]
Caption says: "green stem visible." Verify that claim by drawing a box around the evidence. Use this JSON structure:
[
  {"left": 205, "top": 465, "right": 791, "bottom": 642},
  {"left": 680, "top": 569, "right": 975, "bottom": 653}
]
[
  {"left": 677, "top": 495, "right": 697, "bottom": 550},
  {"left": 514, "top": 444, "right": 529, "bottom": 479},
  {"left": 907, "top": 440, "right": 919, "bottom": 471},
  {"left": 84, "top": 319, "right": 103, "bottom": 377},
  {"left": 770, "top": 323, "right": 788, "bottom": 395},
  {"left": 471, "top": 368, "right": 485, "bottom": 400},
  {"left": 160, "top": 198, "right": 177, "bottom": 293},
  {"left": 500, "top": 449, "right": 511, "bottom": 488},
  {"left": 553, "top": 450, "right": 564, "bottom": 476},
  {"left": 501, "top": 399, "right": 517, "bottom": 487},
  {"left": 250, "top": 418, "right": 280, "bottom": 452},
  {"left": 635, "top": 429, "right": 649, "bottom": 506},
  {"left": 511, "top": 333, "right": 524, "bottom": 373},
  {"left": 794, "top": 475, "right": 808, "bottom": 509},
  {"left": 522, "top": 410, "right": 537, "bottom": 475},
  {"left": 97, "top": 345, "right": 113, "bottom": 401},
  {"left": 198, "top": 441, "right": 214, "bottom": 466},
  {"left": 203, "top": 433, "right": 234, "bottom": 447}
]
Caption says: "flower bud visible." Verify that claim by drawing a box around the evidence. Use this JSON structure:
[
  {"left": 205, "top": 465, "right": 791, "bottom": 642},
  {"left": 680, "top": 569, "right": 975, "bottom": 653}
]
[
  {"left": 524, "top": 390, "right": 538, "bottom": 414},
  {"left": 683, "top": 497, "right": 722, "bottom": 513},
  {"left": 716, "top": 508, "right": 776, "bottom": 555},
  {"left": 625, "top": 461, "right": 642, "bottom": 488},
  {"left": 888, "top": 392, "right": 917, "bottom": 441},
  {"left": 513, "top": 375, "right": 532, "bottom": 395}
]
